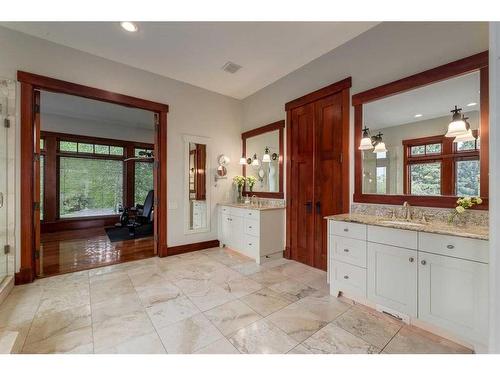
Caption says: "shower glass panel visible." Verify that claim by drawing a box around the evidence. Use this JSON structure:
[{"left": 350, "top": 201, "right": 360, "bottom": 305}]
[{"left": 0, "top": 79, "right": 15, "bottom": 284}]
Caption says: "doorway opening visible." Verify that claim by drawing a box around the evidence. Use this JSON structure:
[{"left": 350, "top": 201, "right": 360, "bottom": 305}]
[{"left": 17, "top": 72, "right": 168, "bottom": 283}]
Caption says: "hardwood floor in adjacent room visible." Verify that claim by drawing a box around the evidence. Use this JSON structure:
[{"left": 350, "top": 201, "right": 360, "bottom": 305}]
[{"left": 39, "top": 227, "right": 155, "bottom": 277}]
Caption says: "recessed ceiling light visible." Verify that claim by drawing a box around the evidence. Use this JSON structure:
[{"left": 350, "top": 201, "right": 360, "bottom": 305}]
[
  {"left": 467, "top": 102, "right": 477, "bottom": 107},
  {"left": 414, "top": 114, "right": 423, "bottom": 118},
  {"left": 120, "top": 22, "right": 138, "bottom": 33},
  {"left": 221, "top": 61, "right": 242, "bottom": 74}
]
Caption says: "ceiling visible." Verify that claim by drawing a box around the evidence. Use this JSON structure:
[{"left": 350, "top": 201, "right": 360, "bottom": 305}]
[
  {"left": 41, "top": 90, "right": 154, "bottom": 129},
  {"left": 2, "top": 22, "right": 378, "bottom": 99},
  {"left": 364, "top": 71, "right": 481, "bottom": 129}
]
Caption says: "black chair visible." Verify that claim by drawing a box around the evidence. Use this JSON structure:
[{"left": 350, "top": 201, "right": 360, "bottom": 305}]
[{"left": 117, "top": 190, "right": 154, "bottom": 237}]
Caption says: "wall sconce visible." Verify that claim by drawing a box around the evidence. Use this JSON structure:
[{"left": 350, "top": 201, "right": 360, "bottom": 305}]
[
  {"left": 445, "top": 105, "right": 468, "bottom": 137},
  {"left": 453, "top": 116, "right": 476, "bottom": 143},
  {"left": 358, "top": 127, "right": 387, "bottom": 153},
  {"left": 262, "top": 147, "right": 271, "bottom": 163}
]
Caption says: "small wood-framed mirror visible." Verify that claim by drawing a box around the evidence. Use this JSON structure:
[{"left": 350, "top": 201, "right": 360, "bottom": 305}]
[
  {"left": 352, "top": 51, "right": 489, "bottom": 209},
  {"left": 241, "top": 120, "right": 285, "bottom": 198}
]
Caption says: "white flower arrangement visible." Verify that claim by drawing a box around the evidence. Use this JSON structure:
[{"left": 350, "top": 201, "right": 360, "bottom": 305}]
[{"left": 449, "top": 196, "right": 482, "bottom": 224}]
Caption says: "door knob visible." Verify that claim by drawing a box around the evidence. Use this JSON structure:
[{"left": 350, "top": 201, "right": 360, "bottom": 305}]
[{"left": 421, "top": 260, "right": 427, "bottom": 265}]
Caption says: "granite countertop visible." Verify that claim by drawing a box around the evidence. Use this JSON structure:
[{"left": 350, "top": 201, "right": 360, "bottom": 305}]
[
  {"left": 217, "top": 202, "right": 285, "bottom": 211},
  {"left": 325, "top": 213, "right": 489, "bottom": 240}
]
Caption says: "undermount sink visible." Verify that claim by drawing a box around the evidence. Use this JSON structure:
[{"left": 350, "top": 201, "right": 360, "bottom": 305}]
[{"left": 378, "top": 220, "right": 426, "bottom": 228}]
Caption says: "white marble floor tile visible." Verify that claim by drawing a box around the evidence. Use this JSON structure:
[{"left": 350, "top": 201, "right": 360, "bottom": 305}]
[
  {"left": 95, "top": 332, "right": 166, "bottom": 354},
  {"left": 22, "top": 326, "right": 94, "bottom": 354},
  {"left": 146, "top": 295, "right": 200, "bottom": 329},
  {"left": 333, "top": 305, "right": 403, "bottom": 348},
  {"left": 194, "top": 337, "right": 240, "bottom": 354},
  {"left": 204, "top": 299, "right": 262, "bottom": 336},
  {"left": 268, "top": 279, "right": 317, "bottom": 302},
  {"left": 301, "top": 323, "right": 379, "bottom": 354},
  {"left": 217, "top": 276, "right": 262, "bottom": 299},
  {"left": 240, "top": 288, "right": 295, "bottom": 317},
  {"left": 156, "top": 314, "right": 224, "bottom": 354},
  {"left": 229, "top": 320, "right": 298, "bottom": 354},
  {"left": 382, "top": 325, "right": 472, "bottom": 354}
]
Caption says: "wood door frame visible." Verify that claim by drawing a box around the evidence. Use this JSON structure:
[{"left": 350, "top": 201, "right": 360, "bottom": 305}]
[
  {"left": 352, "top": 51, "right": 489, "bottom": 209},
  {"left": 284, "top": 77, "right": 352, "bottom": 260},
  {"left": 16, "top": 71, "right": 169, "bottom": 284},
  {"left": 241, "top": 120, "right": 285, "bottom": 198}
]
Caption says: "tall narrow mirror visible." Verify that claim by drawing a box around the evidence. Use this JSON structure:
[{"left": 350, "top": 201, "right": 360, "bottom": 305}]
[{"left": 184, "top": 136, "right": 210, "bottom": 233}]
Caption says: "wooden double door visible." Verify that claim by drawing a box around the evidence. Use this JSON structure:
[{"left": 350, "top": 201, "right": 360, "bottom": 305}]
[{"left": 286, "top": 78, "right": 351, "bottom": 270}]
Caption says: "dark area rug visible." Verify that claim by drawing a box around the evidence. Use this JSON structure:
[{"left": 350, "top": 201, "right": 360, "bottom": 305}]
[{"left": 105, "top": 223, "right": 153, "bottom": 242}]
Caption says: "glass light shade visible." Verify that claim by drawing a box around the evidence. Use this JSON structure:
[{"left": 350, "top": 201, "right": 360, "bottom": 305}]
[
  {"left": 453, "top": 129, "right": 476, "bottom": 143},
  {"left": 251, "top": 158, "right": 259, "bottom": 166},
  {"left": 373, "top": 141, "right": 388, "bottom": 153},
  {"left": 358, "top": 136, "right": 374, "bottom": 150},
  {"left": 445, "top": 119, "right": 467, "bottom": 137},
  {"left": 262, "top": 153, "right": 271, "bottom": 163},
  {"left": 239, "top": 157, "right": 247, "bottom": 165}
]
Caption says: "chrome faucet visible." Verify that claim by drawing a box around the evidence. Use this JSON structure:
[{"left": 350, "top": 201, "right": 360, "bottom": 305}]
[
  {"left": 251, "top": 194, "right": 258, "bottom": 207},
  {"left": 402, "top": 201, "right": 412, "bottom": 221}
]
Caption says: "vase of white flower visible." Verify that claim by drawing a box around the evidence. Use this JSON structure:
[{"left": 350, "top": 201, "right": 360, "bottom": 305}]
[
  {"left": 246, "top": 176, "right": 257, "bottom": 193},
  {"left": 233, "top": 175, "right": 245, "bottom": 202},
  {"left": 448, "top": 196, "right": 482, "bottom": 224}
]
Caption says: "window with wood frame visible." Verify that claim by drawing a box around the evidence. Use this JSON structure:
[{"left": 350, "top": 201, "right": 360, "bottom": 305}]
[
  {"left": 403, "top": 132, "right": 480, "bottom": 197},
  {"left": 40, "top": 131, "right": 153, "bottom": 223}
]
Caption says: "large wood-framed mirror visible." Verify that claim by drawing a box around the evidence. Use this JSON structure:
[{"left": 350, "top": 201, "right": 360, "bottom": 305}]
[
  {"left": 353, "top": 51, "right": 489, "bottom": 209},
  {"left": 241, "top": 120, "right": 284, "bottom": 198}
]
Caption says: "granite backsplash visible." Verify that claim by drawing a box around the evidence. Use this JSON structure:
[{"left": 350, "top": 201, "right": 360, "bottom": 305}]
[{"left": 351, "top": 203, "right": 489, "bottom": 227}]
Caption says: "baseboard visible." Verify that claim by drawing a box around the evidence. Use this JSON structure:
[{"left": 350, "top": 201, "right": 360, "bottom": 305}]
[
  {"left": 0, "top": 276, "right": 14, "bottom": 306},
  {"left": 166, "top": 240, "right": 220, "bottom": 256},
  {"left": 14, "top": 268, "right": 34, "bottom": 285}
]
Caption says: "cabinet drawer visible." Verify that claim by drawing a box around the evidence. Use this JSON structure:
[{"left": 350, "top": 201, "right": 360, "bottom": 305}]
[
  {"left": 367, "top": 225, "right": 417, "bottom": 250},
  {"left": 243, "top": 234, "right": 260, "bottom": 258},
  {"left": 244, "top": 218, "right": 259, "bottom": 237},
  {"left": 330, "top": 221, "right": 366, "bottom": 240},
  {"left": 220, "top": 205, "right": 230, "bottom": 214},
  {"left": 330, "top": 260, "right": 367, "bottom": 298},
  {"left": 243, "top": 209, "right": 259, "bottom": 219},
  {"left": 330, "top": 236, "right": 367, "bottom": 268},
  {"left": 229, "top": 207, "right": 246, "bottom": 217},
  {"left": 419, "top": 232, "right": 489, "bottom": 264}
]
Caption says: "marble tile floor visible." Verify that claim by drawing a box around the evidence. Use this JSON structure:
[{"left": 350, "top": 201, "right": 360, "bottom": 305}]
[{"left": 0, "top": 247, "right": 472, "bottom": 354}]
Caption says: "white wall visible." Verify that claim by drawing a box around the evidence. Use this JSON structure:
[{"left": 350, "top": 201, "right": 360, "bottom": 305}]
[
  {"left": 489, "top": 21, "right": 500, "bottom": 354},
  {"left": 0, "top": 25, "right": 242, "bottom": 270},
  {"left": 41, "top": 112, "right": 155, "bottom": 144},
  {"left": 241, "top": 22, "right": 489, "bottom": 202}
]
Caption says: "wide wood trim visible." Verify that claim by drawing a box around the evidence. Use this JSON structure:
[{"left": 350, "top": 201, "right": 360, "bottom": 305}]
[
  {"left": 17, "top": 72, "right": 168, "bottom": 283},
  {"left": 166, "top": 240, "right": 220, "bottom": 256},
  {"left": 242, "top": 120, "right": 285, "bottom": 199},
  {"left": 353, "top": 52, "right": 489, "bottom": 209},
  {"left": 285, "top": 110, "right": 292, "bottom": 259},
  {"left": 17, "top": 71, "right": 169, "bottom": 113},
  {"left": 352, "top": 51, "right": 489, "bottom": 105},
  {"left": 285, "top": 77, "right": 352, "bottom": 111},
  {"left": 19, "top": 82, "right": 36, "bottom": 284}
]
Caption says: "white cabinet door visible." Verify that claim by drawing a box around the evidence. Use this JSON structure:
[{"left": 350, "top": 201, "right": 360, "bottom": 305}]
[
  {"left": 230, "top": 215, "right": 244, "bottom": 251},
  {"left": 367, "top": 242, "right": 417, "bottom": 316},
  {"left": 418, "top": 252, "right": 488, "bottom": 345},
  {"left": 221, "top": 213, "right": 232, "bottom": 247}
]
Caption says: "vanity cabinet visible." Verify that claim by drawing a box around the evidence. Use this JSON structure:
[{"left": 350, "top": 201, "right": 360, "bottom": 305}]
[
  {"left": 418, "top": 251, "right": 489, "bottom": 345},
  {"left": 367, "top": 242, "right": 417, "bottom": 316},
  {"left": 328, "top": 218, "right": 489, "bottom": 349},
  {"left": 218, "top": 205, "right": 285, "bottom": 264}
]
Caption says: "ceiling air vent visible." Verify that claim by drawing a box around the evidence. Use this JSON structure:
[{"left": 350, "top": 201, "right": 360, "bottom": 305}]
[{"left": 221, "top": 61, "right": 242, "bottom": 74}]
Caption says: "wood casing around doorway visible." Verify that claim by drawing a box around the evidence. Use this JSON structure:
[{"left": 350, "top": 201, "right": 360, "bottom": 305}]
[
  {"left": 285, "top": 77, "right": 351, "bottom": 270},
  {"left": 16, "top": 71, "right": 169, "bottom": 284}
]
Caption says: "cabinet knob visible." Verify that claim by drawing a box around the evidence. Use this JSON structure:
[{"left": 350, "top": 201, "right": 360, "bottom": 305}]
[
  {"left": 343, "top": 275, "right": 349, "bottom": 279},
  {"left": 343, "top": 228, "right": 349, "bottom": 232},
  {"left": 343, "top": 248, "right": 349, "bottom": 253},
  {"left": 409, "top": 257, "right": 414, "bottom": 263},
  {"left": 248, "top": 226, "right": 252, "bottom": 229},
  {"left": 421, "top": 260, "right": 427, "bottom": 265},
  {"left": 446, "top": 244, "right": 455, "bottom": 249},
  {"left": 248, "top": 243, "right": 252, "bottom": 246}
]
